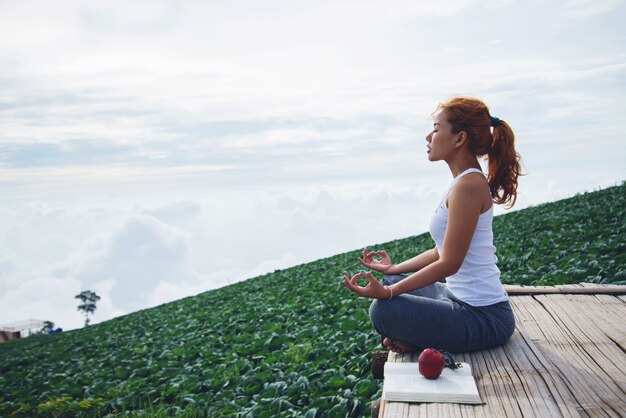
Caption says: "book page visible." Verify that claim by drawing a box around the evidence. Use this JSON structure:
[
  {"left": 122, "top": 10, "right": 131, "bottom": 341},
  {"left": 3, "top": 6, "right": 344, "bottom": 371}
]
[
  {"left": 385, "top": 361, "right": 472, "bottom": 377},
  {"left": 383, "top": 362, "right": 482, "bottom": 404}
]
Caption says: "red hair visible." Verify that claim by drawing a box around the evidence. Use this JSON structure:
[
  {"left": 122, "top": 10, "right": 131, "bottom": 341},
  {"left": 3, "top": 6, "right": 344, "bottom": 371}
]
[{"left": 436, "top": 97, "right": 522, "bottom": 208}]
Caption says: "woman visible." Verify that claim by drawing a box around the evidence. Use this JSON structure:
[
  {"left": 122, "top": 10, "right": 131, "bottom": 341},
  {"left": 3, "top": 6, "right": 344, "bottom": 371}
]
[{"left": 343, "top": 97, "right": 521, "bottom": 353}]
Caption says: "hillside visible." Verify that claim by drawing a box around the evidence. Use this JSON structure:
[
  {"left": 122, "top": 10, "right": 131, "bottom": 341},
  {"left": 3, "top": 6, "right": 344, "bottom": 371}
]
[{"left": 1, "top": 183, "right": 624, "bottom": 417}]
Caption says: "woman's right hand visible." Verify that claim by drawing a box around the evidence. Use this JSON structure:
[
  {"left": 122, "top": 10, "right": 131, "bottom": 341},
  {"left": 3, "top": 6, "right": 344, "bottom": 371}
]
[{"left": 358, "top": 248, "right": 393, "bottom": 273}]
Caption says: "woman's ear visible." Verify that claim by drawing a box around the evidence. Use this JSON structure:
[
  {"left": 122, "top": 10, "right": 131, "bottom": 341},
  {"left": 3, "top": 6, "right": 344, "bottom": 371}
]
[{"left": 454, "top": 132, "right": 468, "bottom": 148}]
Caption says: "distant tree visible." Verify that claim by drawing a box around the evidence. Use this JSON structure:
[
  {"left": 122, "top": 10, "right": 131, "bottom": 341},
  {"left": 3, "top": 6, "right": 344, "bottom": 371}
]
[
  {"left": 75, "top": 290, "right": 101, "bottom": 327},
  {"left": 41, "top": 320, "right": 55, "bottom": 333}
]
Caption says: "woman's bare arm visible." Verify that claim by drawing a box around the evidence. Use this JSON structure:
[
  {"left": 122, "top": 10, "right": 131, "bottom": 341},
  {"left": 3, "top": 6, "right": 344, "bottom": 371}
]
[{"left": 386, "top": 247, "right": 440, "bottom": 275}]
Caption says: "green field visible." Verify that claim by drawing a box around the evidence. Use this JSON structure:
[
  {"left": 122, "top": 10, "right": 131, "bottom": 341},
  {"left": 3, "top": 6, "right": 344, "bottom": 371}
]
[{"left": 1, "top": 183, "right": 624, "bottom": 417}]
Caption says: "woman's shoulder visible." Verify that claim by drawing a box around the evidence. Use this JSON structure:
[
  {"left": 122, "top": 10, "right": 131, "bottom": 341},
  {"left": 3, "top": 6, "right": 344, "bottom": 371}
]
[
  {"left": 454, "top": 171, "right": 488, "bottom": 194},
  {"left": 449, "top": 172, "right": 491, "bottom": 211}
]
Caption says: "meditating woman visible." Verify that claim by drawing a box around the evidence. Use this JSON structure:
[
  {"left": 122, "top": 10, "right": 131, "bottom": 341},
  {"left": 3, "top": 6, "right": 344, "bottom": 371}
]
[{"left": 343, "top": 97, "right": 521, "bottom": 353}]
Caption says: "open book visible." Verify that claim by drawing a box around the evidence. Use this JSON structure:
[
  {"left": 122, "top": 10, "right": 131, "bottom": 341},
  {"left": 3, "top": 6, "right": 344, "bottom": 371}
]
[{"left": 383, "top": 362, "right": 482, "bottom": 404}]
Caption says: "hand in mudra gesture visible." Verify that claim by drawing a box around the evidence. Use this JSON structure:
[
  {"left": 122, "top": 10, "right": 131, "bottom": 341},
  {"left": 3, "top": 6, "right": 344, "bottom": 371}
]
[
  {"left": 358, "top": 248, "right": 392, "bottom": 273},
  {"left": 343, "top": 270, "right": 391, "bottom": 300}
]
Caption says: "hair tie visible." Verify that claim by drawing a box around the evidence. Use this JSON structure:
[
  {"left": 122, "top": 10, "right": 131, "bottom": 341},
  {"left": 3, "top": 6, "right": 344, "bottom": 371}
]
[{"left": 490, "top": 116, "right": 501, "bottom": 127}]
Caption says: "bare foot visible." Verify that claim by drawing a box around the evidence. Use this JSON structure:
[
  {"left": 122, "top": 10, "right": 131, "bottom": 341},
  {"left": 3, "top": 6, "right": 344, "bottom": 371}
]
[{"left": 382, "top": 337, "right": 417, "bottom": 353}]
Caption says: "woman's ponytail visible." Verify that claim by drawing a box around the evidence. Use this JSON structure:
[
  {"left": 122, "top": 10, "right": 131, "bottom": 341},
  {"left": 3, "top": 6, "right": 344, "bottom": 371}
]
[{"left": 487, "top": 119, "right": 521, "bottom": 208}]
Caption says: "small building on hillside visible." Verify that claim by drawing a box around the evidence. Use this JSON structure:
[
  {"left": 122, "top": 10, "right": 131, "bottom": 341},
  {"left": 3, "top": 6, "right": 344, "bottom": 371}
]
[{"left": 0, "top": 319, "right": 46, "bottom": 344}]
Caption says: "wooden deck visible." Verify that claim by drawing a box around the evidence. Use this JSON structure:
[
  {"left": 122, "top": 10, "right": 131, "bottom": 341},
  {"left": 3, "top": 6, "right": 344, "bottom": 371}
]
[{"left": 376, "top": 283, "right": 626, "bottom": 418}]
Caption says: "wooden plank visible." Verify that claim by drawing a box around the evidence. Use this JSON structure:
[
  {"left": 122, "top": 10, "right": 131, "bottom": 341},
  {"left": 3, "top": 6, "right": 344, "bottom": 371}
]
[
  {"left": 579, "top": 283, "right": 622, "bottom": 290},
  {"left": 504, "top": 283, "right": 626, "bottom": 295},
  {"left": 468, "top": 348, "right": 521, "bottom": 417},
  {"left": 506, "top": 296, "right": 582, "bottom": 417},
  {"left": 535, "top": 293, "right": 626, "bottom": 383},
  {"left": 511, "top": 295, "right": 601, "bottom": 412},
  {"left": 588, "top": 294, "right": 626, "bottom": 349},
  {"left": 535, "top": 295, "right": 626, "bottom": 403},
  {"left": 512, "top": 294, "right": 626, "bottom": 416}
]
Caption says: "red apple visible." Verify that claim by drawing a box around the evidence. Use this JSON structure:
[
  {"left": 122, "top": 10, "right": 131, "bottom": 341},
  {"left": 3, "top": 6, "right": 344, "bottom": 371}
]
[{"left": 418, "top": 348, "right": 445, "bottom": 379}]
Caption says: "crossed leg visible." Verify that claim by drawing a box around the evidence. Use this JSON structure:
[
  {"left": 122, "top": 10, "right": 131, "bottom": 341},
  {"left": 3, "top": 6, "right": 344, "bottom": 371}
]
[{"left": 370, "top": 275, "right": 516, "bottom": 354}]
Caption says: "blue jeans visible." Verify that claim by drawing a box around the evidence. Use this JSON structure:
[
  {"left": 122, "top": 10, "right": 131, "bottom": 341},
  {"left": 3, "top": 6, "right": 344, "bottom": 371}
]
[{"left": 369, "top": 275, "right": 515, "bottom": 353}]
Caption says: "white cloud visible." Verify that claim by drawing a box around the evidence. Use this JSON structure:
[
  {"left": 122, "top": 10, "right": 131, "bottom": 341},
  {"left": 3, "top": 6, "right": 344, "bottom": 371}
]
[
  {"left": 221, "top": 127, "right": 368, "bottom": 149},
  {"left": 141, "top": 201, "right": 202, "bottom": 227},
  {"left": 78, "top": 0, "right": 181, "bottom": 31},
  {"left": 63, "top": 214, "right": 198, "bottom": 311},
  {"left": 563, "top": 0, "right": 623, "bottom": 18},
  {"left": 0, "top": 254, "right": 17, "bottom": 277}
]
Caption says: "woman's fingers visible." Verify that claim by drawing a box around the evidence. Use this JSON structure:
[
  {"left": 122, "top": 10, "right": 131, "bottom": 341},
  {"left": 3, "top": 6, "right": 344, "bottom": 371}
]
[
  {"left": 344, "top": 270, "right": 388, "bottom": 299},
  {"left": 352, "top": 271, "right": 379, "bottom": 289},
  {"left": 360, "top": 247, "right": 390, "bottom": 271},
  {"left": 349, "top": 270, "right": 364, "bottom": 285},
  {"left": 359, "top": 259, "right": 378, "bottom": 268},
  {"left": 344, "top": 271, "right": 369, "bottom": 286},
  {"left": 344, "top": 271, "right": 365, "bottom": 285},
  {"left": 343, "top": 271, "right": 366, "bottom": 296},
  {"left": 363, "top": 248, "right": 372, "bottom": 261},
  {"left": 343, "top": 271, "right": 356, "bottom": 290}
]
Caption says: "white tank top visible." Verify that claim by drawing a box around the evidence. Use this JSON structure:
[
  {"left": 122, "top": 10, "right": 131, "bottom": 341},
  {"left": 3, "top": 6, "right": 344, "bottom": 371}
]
[{"left": 428, "top": 168, "right": 509, "bottom": 306}]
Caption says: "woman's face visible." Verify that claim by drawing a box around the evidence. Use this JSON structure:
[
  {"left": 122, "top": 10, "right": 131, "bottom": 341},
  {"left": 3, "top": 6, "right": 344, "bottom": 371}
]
[{"left": 425, "top": 111, "right": 458, "bottom": 162}]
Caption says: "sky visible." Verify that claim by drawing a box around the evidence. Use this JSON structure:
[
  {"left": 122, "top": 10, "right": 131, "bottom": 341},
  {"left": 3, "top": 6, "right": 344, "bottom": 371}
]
[{"left": 1, "top": 0, "right": 625, "bottom": 331}]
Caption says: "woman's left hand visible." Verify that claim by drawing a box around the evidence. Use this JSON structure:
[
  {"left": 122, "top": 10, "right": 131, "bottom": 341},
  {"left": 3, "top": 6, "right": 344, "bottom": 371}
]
[
  {"left": 343, "top": 271, "right": 391, "bottom": 299},
  {"left": 358, "top": 248, "right": 393, "bottom": 273}
]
